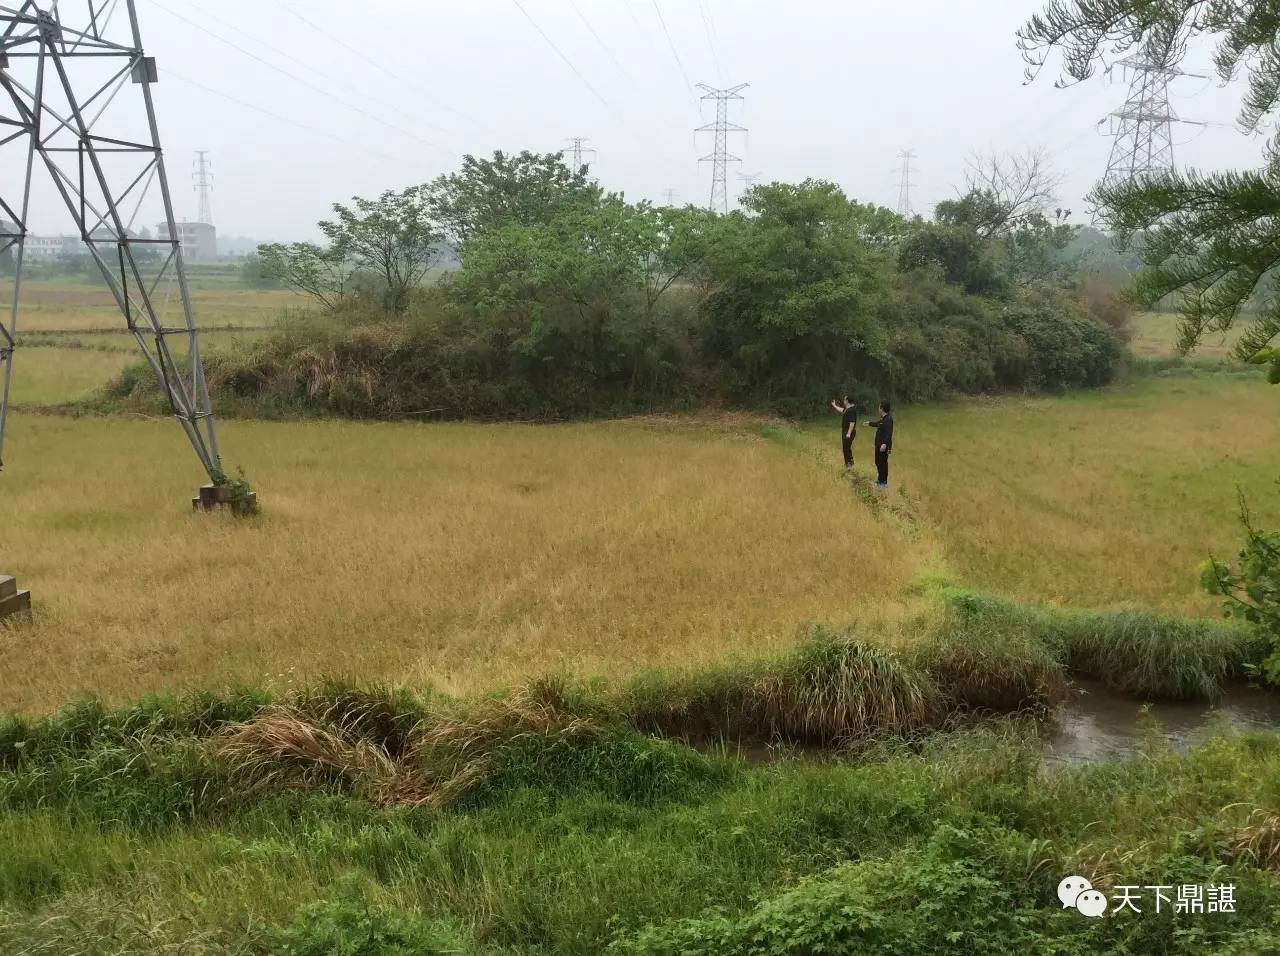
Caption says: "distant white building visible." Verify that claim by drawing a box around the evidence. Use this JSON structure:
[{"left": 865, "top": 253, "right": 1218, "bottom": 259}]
[
  {"left": 157, "top": 220, "right": 217, "bottom": 262},
  {"left": 23, "top": 235, "right": 80, "bottom": 261}
]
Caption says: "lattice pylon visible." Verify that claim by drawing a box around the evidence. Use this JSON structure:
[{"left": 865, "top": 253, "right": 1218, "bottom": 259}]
[
  {"left": 696, "top": 82, "right": 747, "bottom": 214},
  {"left": 0, "top": 0, "right": 221, "bottom": 481}
]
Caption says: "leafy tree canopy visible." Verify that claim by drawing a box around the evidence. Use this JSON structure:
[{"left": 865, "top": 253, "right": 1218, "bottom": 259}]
[
  {"left": 1019, "top": 0, "right": 1280, "bottom": 380},
  {"left": 424, "top": 150, "right": 602, "bottom": 252}
]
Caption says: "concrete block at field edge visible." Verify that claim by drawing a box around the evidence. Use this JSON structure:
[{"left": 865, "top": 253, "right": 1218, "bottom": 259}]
[
  {"left": 198, "top": 483, "right": 233, "bottom": 504},
  {"left": 0, "top": 575, "right": 14, "bottom": 601},
  {"left": 193, "top": 490, "right": 258, "bottom": 517},
  {"left": 0, "top": 590, "right": 31, "bottom": 622}
]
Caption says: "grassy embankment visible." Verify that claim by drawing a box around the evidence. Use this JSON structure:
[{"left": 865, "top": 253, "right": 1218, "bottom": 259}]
[{"left": 0, "top": 601, "right": 1275, "bottom": 954}]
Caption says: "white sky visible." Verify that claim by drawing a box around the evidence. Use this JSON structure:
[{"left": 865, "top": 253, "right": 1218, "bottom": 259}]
[{"left": 3, "top": 0, "right": 1269, "bottom": 240}]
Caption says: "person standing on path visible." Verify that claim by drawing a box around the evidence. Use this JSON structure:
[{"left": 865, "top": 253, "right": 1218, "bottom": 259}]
[
  {"left": 830, "top": 394, "right": 857, "bottom": 468},
  {"left": 866, "top": 401, "right": 894, "bottom": 488}
]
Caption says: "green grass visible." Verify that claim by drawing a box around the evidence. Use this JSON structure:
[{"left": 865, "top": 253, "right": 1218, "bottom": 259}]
[{"left": 2, "top": 676, "right": 1280, "bottom": 953}]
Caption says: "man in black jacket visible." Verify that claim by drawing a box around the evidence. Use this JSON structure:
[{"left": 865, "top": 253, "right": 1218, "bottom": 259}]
[
  {"left": 866, "top": 401, "right": 894, "bottom": 488},
  {"left": 829, "top": 393, "right": 857, "bottom": 468}
]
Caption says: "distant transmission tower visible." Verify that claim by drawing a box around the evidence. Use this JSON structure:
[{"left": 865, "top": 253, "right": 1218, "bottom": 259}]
[
  {"left": 0, "top": 1, "right": 222, "bottom": 486},
  {"left": 737, "top": 171, "right": 761, "bottom": 188},
  {"left": 193, "top": 150, "right": 214, "bottom": 225},
  {"left": 895, "top": 149, "right": 918, "bottom": 216},
  {"left": 695, "top": 82, "right": 748, "bottom": 213},
  {"left": 661, "top": 188, "right": 680, "bottom": 206},
  {"left": 1099, "top": 36, "right": 1203, "bottom": 192},
  {"left": 565, "top": 136, "right": 596, "bottom": 172}
]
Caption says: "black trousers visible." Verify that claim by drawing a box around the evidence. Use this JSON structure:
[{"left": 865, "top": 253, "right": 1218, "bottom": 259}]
[
  {"left": 842, "top": 437, "right": 854, "bottom": 467},
  {"left": 875, "top": 449, "right": 889, "bottom": 485}
]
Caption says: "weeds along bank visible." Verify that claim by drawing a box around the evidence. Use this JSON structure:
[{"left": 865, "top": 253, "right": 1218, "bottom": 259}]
[{"left": 0, "top": 599, "right": 1274, "bottom": 954}]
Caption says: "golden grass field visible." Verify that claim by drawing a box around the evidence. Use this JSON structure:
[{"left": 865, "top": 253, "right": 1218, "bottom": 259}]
[
  {"left": 2, "top": 372, "right": 1277, "bottom": 714},
  {"left": 0, "top": 414, "right": 931, "bottom": 713},
  {"left": 3, "top": 284, "right": 1279, "bottom": 713}
]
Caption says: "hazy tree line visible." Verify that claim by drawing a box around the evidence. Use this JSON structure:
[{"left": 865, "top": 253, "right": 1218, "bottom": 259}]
[{"left": 226, "top": 149, "right": 1124, "bottom": 419}]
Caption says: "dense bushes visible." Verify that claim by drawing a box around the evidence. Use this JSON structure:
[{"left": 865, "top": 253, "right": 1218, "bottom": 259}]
[
  {"left": 104, "top": 273, "right": 1122, "bottom": 422},
  {"left": 101, "top": 159, "right": 1125, "bottom": 422}
]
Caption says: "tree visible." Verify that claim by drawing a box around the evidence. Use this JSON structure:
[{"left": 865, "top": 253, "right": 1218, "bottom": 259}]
[
  {"left": 1019, "top": 0, "right": 1280, "bottom": 382},
  {"left": 957, "top": 148, "right": 1061, "bottom": 239},
  {"left": 319, "top": 186, "right": 440, "bottom": 314},
  {"left": 238, "top": 253, "right": 282, "bottom": 290},
  {"left": 1202, "top": 494, "right": 1280, "bottom": 685},
  {"left": 703, "top": 180, "right": 892, "bottom": 405},
  {"left": 257, "top": 241, "right": 354, "bottom": 310},
  {"left": 898, "top": 221, "right": 1006, "bottom": 296},
  {"left": 424, "top": 151, "right": 601, "bottom": 253}
]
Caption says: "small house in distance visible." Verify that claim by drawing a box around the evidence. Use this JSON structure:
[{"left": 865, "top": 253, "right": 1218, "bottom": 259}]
[{"left": 157, "top": 220, "right": 217, "bottom": 262}]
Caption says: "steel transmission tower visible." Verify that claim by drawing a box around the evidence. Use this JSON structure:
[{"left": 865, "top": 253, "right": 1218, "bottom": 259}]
[
  {"left": 565, "top": 136, "right": 595, "bottom": 173},
  {"left": 895, "top": 149, "right": 918, "bottom": 216},
  {"left": 695, "top": 82, "right": 747, "bottom": 213},
  {"left": 193, "top": 149, "right": 213, "bottom": 224},
  {"left": 1099, "top": 36, "right": 1201, "bottom": 191},
  {"left": 0, "top": 1, "right": 222, "bottom": 482}
]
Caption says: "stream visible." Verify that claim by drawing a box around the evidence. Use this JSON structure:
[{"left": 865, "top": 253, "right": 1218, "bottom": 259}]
[{"left": 1046, "top": 678, "right": 1280, "bottom": 764}]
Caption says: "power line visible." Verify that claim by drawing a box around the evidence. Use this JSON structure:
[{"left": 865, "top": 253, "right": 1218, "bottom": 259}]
[
  {"left": 509, "top": 0, "right": 616, "bottom": 113},
  {"left": 567, "top": 0, "right": 633, "bottom": 81},
  {"left": 651, "top": 0, "right": 697, "bottom": 104},
  {"left": 162, "top": 0, "right": 457, "bottom": 140},
  {"left": 145, "top": 0, "right": 456, "bottom": 156},
  {"left": 268, "top": 0, "right": 480, "bottom": 129},
  {"left": 165, "top": 71, "right": 423, "bottom": 171},
  {"left": 698, "top": 0, "right": 724, "bottom": 83}
]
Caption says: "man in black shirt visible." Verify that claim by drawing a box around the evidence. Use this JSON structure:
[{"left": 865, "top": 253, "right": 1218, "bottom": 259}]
[
  {"left": 866, "top": 400, "right": 894, "bottom": 488},
  {"left": 830, "top": 394, "right": 857, "bottom": 468}
]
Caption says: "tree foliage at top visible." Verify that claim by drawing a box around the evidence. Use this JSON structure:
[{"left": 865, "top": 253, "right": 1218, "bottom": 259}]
[
  {"left": 1019, "top": 0, "right": 1280, "bottom": 381},
  {"left": 899, "top": 149, "right": 1078, "bottom": 294},
  {"left": 424, "top": 151, "right": 602, "bottom": 251}
]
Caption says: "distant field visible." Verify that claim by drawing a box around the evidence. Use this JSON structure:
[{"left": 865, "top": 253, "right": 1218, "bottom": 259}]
[
  {"left": 5, "top": 346, "right": 135, "bottom": 405},
  {"left": 1129, "top": 310, "right": 1248, "bottom": 360},
  {"left": 0, "top": 277, "right": 302, "bottom": 333},
  {"left": 1, "top": 278, "right": 298, "bottom": 405},
  {"left": 2, "top": 372, "right": 1277, "bottom": 713}
]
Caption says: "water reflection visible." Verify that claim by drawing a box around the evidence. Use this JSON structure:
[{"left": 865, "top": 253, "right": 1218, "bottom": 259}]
[{"left": 1047, "top": 678, "right": 1280, "bottom": 764}]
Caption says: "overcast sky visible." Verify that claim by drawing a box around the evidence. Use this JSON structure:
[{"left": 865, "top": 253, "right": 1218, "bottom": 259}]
[{"left": 5, "top": 0, "right": 1270, "bottom": 240}]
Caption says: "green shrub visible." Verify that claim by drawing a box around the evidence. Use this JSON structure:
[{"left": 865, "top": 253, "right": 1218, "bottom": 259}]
[
  {"left": 914, "top": 612, "right": 1072, "bottom": 713},
  {"left": 938, "top": 588, "right": 1252, "bottom": 700},
  {"left": 267, "top": 892, "right": 470, "bottom": 956}
]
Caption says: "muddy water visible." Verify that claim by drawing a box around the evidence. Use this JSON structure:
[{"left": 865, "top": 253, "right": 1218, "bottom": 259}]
[{"left": 1046, "top": 678, "right": 1280, "bottom": 764}]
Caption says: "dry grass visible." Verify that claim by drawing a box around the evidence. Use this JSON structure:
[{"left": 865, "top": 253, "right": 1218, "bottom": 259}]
[
  {"left": 5, "top": 346, "right": 136, "bottom": 405},
  {"left": 0, "top": 278, "right": 301, "bottom": 333},
  {"left": 858, "top": 374, "right": 1280, "bottom": 614},
  {"left": 1129, "top": 311, "right": 1247, "bottom": 360},
  {"left": 0, "top": 414, "right": 926, "bottom": 714}
]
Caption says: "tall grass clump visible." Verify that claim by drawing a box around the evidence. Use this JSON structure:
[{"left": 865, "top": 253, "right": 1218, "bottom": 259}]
[
  {"left": 628, "top": 629, "right": 941, "bottom": 745},
  {"left": 913, "top": 609, "right": 1072, "bottom": 714},
  {"left": 939, "top": 588, "right": 1255, "bottom": 700}
]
